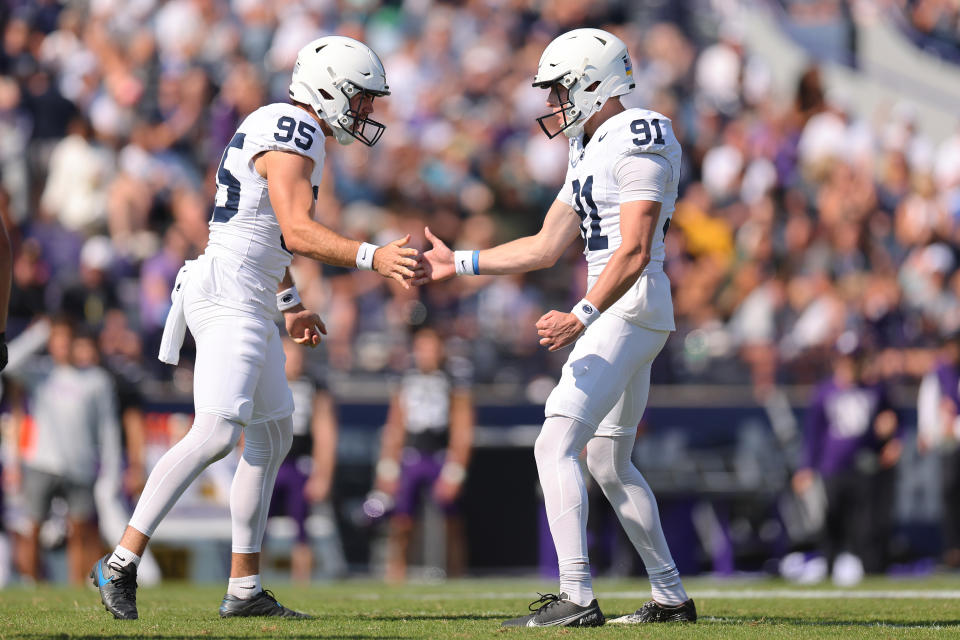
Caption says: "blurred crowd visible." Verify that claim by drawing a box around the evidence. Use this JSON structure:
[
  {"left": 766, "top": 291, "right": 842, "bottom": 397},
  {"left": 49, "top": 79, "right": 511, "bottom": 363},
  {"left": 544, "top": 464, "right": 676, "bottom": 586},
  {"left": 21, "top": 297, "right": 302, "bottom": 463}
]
[
  {"left": 0, "top": 0, "right": 956, "bottom": 399},
  {"left": 897, "top": 0, "right": 960, "bottom": 50},
  {"left": 1, "top": 0, "right": 960, "bottom": 582}
]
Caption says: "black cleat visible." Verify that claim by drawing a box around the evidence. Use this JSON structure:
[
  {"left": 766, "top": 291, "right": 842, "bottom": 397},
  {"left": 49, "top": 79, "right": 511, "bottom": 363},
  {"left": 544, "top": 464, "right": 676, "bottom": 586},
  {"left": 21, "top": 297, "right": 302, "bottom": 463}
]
[
  {"left": 219, "top": 590, "right": 311, "bottom": 618},
  {"left": 608, "top": 598, "right": 697, "bottom": 623},
  {"left": 501, "top": 592, "right": 604, "bottom": 628},
  {"left": 90, "top": 554, "right": 138, "bottom": 620}
]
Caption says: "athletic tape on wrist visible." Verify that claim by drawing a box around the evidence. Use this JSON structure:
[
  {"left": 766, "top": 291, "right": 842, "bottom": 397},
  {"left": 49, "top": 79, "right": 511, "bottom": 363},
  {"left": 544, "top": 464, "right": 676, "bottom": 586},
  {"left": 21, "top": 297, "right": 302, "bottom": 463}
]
[
  {"left": 571, "top": 298, "right": 599, "bottom": 328},
  {"left": 276, "top": 287, "right": 302, "bottom": 312},
  {"left": 356, "top": 242, "right": 378, "bottom": 270},
  {"left": 440, "top": 461, "right": 466, "bottom": 485},
  {"left": 376, "top": 459, "right": 400, "bottom": 482},
  {"left": 454, "top": 250, "right": 479, "bottom": 276}
]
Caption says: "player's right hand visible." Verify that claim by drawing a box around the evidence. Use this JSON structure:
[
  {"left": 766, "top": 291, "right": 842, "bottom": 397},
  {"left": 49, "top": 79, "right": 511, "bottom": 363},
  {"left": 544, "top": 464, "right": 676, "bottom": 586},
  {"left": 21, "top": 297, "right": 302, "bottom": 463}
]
[
  {"left": 412, "top": 226, "right": 455, "bottom": 285},
  {"left": 286, "top": 309, "right": 327, "bottom": 347},
  {"left": 373, "top": 234, "right": 421, "bottom": 289}
]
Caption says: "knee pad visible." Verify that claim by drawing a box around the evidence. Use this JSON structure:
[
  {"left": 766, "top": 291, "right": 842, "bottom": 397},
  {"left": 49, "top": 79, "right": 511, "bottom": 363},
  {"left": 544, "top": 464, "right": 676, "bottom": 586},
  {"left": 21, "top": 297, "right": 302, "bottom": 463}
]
[
  {"left": 535, "top": 416, "right": 595, "bottom": 469},
  {"left": 534, "top": 429, "right": 555, "bottom": 468},
  {"left": 242, "top": 416, "right": 294, "bottom": 465},
  {"left": 194, "top": 413, "right": 243, "bottom": 462},
  {"left": 585, "top": 438, "right": 620, "bottom": 489}
]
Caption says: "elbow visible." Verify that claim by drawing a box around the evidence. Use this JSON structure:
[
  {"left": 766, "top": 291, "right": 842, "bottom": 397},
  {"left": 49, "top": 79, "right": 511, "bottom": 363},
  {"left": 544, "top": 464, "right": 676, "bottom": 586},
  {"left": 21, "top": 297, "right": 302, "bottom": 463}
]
[
  {"left": 541, "top": 251, "right": 561, "bottom": 269},
  {"left": 623, "top": 249, "right": 650, "bottom": 276},
  {"left": 534, "top": 237, "right": 562, "bottom": 269},
  {"left": 282, "top": 225, "right": 307, "bottom": 255}
]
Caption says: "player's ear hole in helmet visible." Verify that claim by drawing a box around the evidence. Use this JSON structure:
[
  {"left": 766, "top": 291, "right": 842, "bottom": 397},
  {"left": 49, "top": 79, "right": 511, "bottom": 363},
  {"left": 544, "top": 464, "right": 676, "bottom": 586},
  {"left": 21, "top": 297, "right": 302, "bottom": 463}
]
[
  {"left": 532, "top": 28, "right": 636, "bottom": 139},
  {"left": 289, "top": 36, "right": 391, "bottom": 147}
]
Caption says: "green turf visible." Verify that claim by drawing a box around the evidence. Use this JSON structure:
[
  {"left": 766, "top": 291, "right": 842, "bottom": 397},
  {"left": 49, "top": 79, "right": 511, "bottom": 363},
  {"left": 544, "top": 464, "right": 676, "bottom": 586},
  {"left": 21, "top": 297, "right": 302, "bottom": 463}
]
[{"left": 2, "top": 576, "right": 960, "bottom": 639}]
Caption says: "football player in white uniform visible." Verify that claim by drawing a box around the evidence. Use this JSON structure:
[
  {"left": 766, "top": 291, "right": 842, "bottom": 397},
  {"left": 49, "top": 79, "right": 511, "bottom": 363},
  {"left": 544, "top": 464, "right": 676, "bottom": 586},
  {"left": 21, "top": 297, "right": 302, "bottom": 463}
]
[
  {"left": 416, "top": 29, "right": 695, "bottom": 627},
  {"left": 91, "top": 36, "right": 419, "bottom": 620}
]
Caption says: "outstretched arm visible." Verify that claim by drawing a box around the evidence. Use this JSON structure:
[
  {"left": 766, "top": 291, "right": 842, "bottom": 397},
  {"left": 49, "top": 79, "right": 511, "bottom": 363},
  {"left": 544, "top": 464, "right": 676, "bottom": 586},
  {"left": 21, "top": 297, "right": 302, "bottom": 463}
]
[
  {"left": 260, "top": 149, "right": 419, "bottom": 288},
  {"left": 414, "top": 199, "right": 581, "bottom": 284}
]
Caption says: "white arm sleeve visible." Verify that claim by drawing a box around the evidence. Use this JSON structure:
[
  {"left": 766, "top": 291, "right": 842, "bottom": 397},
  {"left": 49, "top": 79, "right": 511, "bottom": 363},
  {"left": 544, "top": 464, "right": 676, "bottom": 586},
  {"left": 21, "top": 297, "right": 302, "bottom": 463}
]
[{"left": 614, "top": 153, "right": 671, "bottom": 204}]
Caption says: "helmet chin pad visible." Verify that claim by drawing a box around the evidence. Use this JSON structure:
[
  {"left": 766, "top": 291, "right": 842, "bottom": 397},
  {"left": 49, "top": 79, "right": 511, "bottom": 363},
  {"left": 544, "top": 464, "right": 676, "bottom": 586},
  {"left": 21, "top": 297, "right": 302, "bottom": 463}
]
[
  {"left": 292, "top": 81, "right": 387, "bottom": 147},
  {"left": 535, "top": 100, "right": 583, "bottom": 139}
]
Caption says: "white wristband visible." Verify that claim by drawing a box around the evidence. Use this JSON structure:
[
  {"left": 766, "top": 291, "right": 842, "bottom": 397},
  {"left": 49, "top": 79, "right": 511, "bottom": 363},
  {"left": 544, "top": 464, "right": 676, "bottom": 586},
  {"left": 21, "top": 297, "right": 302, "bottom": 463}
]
[
  {"left": 454, "top": 250, "right": 479, "bottom": 276},
  {"left": 571, "top": 298, "right": 599, "bottom": 328},
  {"left": 356, "top": 242, "right": 379, "bottom": 270},
  {"left": 440, "top": 461, "right": 466, "bottom": 485},
  {"left": 376, "top": 458, "right": 400, "bottom": 482},
  {"left": 276, "top": 287, "right": 302, "bottom": 311}
]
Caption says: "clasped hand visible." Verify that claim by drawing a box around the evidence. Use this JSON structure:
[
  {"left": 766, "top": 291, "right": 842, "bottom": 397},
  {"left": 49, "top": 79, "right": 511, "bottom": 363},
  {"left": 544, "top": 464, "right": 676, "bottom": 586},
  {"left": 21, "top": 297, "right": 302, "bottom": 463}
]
[{"left": 536, "top": 310, "right": 584, "bottom": 351}]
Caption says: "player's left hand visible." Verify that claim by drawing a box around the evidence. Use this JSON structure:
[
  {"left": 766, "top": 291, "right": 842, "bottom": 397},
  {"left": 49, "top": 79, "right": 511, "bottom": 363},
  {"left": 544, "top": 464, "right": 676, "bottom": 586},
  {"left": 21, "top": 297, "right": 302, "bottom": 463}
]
[
  {"left": 304, "top": 471, "right": 331, "bottom": 503},
  {"left": 124, "top": 464, "right": 146, "bottom": 497},
  {"left": 536, "top": 310, "right": 584, "bottom": 351},
  {"left": 432, "top": 477, "right": 462, "bottom": 505},
  {"left": 285, "top": 308, "right": 327, "bottom": 347}
]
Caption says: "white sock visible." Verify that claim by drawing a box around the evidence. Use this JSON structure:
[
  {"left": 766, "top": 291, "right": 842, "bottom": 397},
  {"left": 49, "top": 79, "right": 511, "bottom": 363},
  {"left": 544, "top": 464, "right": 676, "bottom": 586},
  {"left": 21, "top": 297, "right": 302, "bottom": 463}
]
[
  {"left": 585, "top": 435, "right": 688, "bottom": 606},
  {"left": 648, "top": 563, "right": 688, "bottom": 606},
  {"left": 559, "top": 561, "right": 594, "bottom": 606},
  {"left": 535, "top": 416, "right": 597, "bottom": 608},
  {"left": 109, "top": 545, "right": 141, "bottom": 569},
  {"left": 227, "top": 574, "right": 261, "bottom": 599}
]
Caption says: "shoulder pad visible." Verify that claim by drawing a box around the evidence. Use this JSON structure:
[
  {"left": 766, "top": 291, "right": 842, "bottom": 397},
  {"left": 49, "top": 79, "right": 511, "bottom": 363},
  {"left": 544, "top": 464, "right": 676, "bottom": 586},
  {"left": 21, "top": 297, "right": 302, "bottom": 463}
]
[
  {"left": 242, "top": 103, "right": 325, "bottom": 165},
  {"left": 613, "top": 109, "right": 677, "bottom": 159}
]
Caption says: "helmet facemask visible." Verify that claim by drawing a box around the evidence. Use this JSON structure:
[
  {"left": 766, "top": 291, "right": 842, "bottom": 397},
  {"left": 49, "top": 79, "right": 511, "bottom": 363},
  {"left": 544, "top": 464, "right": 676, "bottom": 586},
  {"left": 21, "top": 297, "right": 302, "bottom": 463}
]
[
  {"left": 333, "top": 82, "right": 388, "bottom": 147},
  {"left": 534, "top": 77, "right": 582, "bottom": 139}
]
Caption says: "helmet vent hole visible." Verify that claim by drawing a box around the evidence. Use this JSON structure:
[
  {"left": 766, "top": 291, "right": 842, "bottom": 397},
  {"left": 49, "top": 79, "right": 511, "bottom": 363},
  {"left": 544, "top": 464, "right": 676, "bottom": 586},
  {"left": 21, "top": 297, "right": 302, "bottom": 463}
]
[
  {"left": 315, "top": 45, "right": 327, "bottom": 53},
  {"left": 593, "top": 36, "right": 607, "bottom": 45}
]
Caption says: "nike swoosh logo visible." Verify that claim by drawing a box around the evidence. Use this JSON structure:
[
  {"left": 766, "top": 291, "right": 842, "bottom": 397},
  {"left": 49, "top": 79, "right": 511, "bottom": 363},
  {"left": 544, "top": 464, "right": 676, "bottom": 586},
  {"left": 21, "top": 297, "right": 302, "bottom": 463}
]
[
  {"left": 597, "top": 133, "right": 607, "bottom": 142},
  {"left": 527, "top": 611, "right": 592, "bottom": 627},
  {"left": 460, "top": 260, "right": 466, "bottom": 270},
  {"left": 97, "top": 562, "right": 112, "bottom": 587},
  {"left": 239, "top": 585, "right": 256, "bottom": 589}
]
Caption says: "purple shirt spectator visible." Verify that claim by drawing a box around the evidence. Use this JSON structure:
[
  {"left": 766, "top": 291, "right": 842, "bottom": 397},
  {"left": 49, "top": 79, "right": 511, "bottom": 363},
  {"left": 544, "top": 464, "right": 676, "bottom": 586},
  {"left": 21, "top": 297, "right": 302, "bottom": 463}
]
[{"left": 801, "top": 379, "right": 893, "bottom": 477}]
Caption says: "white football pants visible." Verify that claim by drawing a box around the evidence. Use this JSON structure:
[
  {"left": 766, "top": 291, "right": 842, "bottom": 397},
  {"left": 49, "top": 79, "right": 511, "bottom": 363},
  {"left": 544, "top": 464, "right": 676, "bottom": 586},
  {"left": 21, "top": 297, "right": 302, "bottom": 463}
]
[
  {"left": 128, "top": 413, "right": 292, "bottom": 554},
  {"left": 537, "top": 314, "right": 687, "bottom": 605}
]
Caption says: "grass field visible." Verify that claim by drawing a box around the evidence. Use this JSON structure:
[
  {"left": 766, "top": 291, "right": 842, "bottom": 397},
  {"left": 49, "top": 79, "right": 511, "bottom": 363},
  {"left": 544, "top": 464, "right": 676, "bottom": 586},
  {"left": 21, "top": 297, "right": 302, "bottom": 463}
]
[{"left": 3, "top": 576, "right": 960, "bottom": 639}]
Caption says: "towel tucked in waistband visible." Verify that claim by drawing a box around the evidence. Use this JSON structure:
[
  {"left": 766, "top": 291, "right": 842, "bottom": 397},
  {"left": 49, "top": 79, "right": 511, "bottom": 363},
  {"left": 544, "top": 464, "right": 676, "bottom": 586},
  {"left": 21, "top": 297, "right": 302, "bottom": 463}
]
[{"left": 158, "top": 260, "right": 195, "bottom": 365}]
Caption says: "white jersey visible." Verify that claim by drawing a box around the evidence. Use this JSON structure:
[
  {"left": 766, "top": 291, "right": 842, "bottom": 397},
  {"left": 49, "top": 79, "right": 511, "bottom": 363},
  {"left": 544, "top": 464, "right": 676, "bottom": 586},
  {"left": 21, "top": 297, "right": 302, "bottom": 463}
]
[
  {"left": 200, "top": 102, "right": 325, "bottom": 314},
  {"left": 557, "top": 108, "right": 681, "bottom": 331}
]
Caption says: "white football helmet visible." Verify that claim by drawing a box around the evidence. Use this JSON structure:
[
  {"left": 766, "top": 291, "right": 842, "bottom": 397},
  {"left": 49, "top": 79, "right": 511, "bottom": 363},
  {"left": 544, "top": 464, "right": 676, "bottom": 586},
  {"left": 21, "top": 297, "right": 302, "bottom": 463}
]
[
  {"left": 289, "top": 36, "right": 390, "bottom": 146},
  {"left": 532, "top": 28, "right": 635, "bottom": 139}
]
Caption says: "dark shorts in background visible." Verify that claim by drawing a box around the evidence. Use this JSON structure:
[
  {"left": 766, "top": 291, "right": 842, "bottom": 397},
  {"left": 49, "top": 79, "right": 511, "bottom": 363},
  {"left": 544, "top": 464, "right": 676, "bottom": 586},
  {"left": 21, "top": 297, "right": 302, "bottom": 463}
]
[
  {"left": 268, "top": 458, "right": 310, "bottom": 543},
  {"left": 21, "top": 466, "right": 95, "bottom": 523},
  {"left": 392, "top": 448, "right": 458, "bottom": 517}
]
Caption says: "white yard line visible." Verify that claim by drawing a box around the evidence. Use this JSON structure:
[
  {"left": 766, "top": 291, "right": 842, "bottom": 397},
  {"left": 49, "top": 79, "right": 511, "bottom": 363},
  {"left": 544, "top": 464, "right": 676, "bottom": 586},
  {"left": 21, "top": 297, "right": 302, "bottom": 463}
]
[
  {"left": 700, "top": 616, "right": 953, "bottom": 630},
  {"left": 350, "top": 589, "right": 960, "bottom": 601}
]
